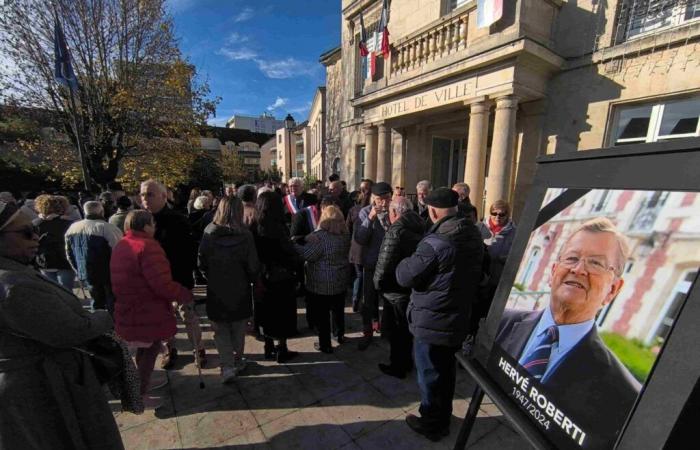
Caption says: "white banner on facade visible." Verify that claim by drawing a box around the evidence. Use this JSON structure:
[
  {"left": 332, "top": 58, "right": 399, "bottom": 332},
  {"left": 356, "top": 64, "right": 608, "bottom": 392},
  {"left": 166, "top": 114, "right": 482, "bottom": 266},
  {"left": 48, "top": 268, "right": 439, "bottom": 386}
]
[{"left": 477, "top": 0, "right": 503, "bottom": 28}]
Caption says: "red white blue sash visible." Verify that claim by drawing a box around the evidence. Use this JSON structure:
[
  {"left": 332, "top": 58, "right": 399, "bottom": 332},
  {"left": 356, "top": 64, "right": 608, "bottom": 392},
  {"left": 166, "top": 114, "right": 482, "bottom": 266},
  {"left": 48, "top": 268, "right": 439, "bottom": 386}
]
[
  {"left": 283, "top": 194, "right": 300, "bottom": 215},
  {"left": 305, "top": 205, "right": 320, "bottom": 231}
]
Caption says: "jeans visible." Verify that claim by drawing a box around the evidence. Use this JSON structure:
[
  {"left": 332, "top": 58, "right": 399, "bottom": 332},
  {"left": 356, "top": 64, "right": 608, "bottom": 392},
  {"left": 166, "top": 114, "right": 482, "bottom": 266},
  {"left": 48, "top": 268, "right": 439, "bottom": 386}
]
[
  {"left": 212, "top": 319, "right": 247, "bottom": 369},
  {"left": 135, "top": 341, "right": 161, "bottom": 395},
  {"left": 308, "top": 292, "right": 345, "bottom": 350},
  {"left": 88, "top": 282, "right": 115, "bottom": 314},
  {"left": 361, "top": 266, "right": 379, "bottom": 334},
  {"left": 41, "top": 269, "right": 75, "bottom": 291},
  {"left": 352, "top": 264, "right": 363, "bottom": 305},
  {"left": 382, "top": 297, "right": 413, "bottom": 372},
  {"left": 414, "top": 338, "right": 459, "bottom": 429}
]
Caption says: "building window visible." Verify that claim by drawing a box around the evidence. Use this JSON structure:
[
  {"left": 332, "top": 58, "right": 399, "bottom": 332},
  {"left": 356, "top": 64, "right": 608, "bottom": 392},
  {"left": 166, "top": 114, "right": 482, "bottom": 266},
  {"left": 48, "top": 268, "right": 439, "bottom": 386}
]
[
  {"left": 610, "top": 96, "right": 700, "bottom": 145},
  {"left": 278, "top": 135, "right": 282, "bottom": 144},
  {"left": 646, "top": 270, "right": 697, "bottom": 344},
  {"left": 448, "top": 0, "right": 470, "bottom": 12},
  {"left": 616, "top": 0, "right": 700, "bottom": 42}
]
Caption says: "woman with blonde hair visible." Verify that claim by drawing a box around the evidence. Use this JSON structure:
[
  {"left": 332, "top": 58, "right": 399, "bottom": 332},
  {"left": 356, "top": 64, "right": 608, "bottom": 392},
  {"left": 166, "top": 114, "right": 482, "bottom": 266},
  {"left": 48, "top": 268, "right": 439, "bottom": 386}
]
[
  {"left": 33, "top": 195, "right": 76, "bottom": 290},
  {"left": 295, "top": 203, "right": 351, "bottom": 353}
]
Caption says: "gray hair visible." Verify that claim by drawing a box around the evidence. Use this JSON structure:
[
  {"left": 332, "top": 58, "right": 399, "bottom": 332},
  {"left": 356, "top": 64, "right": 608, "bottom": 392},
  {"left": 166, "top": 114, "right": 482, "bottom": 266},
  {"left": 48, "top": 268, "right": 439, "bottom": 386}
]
[
  {"left": 140, "top": 179, "right": 167, "bottom": 195},
  {"left": 416, "top": 180, "right": 432, "bottom": 191},
  {"left": 390, "top": 197, "right": 413, "bottom": 216},
  {"left": 560, "top": 217, "right": 630, "bottom": 276},
  {"left": 193, "top": 195, "right": 209, "bottom": 210},
  {"left": 83, "top": 201, "right": 104, "bottom": 217},
  {"left": 288, "top": 177, "right": 303, "bottom": 186},
  {"left": 452, "top": 182, "right": 470, "bottom": 196}
]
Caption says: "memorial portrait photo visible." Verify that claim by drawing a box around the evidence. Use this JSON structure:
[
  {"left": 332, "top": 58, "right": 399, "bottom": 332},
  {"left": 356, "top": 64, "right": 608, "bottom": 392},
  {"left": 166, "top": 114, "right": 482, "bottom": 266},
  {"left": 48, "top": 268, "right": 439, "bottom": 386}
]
[{"left": 490, "top": 188, "right": 700, "bottom": 449}]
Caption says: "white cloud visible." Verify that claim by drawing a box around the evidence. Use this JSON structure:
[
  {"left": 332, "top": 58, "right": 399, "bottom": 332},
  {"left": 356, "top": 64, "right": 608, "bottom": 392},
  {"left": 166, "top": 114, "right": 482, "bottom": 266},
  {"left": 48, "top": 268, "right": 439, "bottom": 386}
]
[
  {"left": 255, "top": 58, "right": 317, "bottom": 79},
  {"left": 233, "top": 7, "right": 254, "bottom": 23},
  {"left": 166, "top": 0, "right": 196, "bottom": 14},
  {"left": 266, "top": 97, "right": 288, "bottom": 111},
  {"left": 289, "top": 101, "right": 312, "bottom": 115},
  {"left": 226, "top": 32, "right": 249, "bottom": 45},
  {"left": 218, "top": 47, "right": 257, "bottom": 61}
]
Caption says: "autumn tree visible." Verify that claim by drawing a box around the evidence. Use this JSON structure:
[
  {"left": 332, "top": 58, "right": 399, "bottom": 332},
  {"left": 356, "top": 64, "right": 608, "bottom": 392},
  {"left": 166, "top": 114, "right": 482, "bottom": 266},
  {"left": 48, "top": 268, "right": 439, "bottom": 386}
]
[
  {"left": 220, "top": 149, "right": 248, "bottom": 186},
  {"left": 0, "top": 0, "right": 219, "bottom": 190}
]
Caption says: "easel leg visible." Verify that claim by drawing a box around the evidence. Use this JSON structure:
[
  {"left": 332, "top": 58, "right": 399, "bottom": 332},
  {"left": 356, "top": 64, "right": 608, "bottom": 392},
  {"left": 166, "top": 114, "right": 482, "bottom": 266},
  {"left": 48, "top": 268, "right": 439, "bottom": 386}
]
[{"left": 453, "top": 385, "right": 485, "bottom": 450}]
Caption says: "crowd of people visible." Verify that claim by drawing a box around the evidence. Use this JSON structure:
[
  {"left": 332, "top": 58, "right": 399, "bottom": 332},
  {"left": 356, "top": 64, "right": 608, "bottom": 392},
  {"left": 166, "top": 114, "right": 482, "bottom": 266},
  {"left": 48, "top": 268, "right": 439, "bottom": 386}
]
[{"left": 0, "top": 174, "right": 517, "bottom": 446}]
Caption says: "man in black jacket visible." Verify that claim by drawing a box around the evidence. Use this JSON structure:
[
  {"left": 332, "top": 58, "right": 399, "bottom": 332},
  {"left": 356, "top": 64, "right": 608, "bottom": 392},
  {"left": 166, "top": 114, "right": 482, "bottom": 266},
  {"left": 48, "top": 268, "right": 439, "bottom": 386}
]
[
  {"left": 373, "top": 196, "right": 424, "bottom": 379},
  {"left": 396, "top": 188, "right": 484, "bottom": 442},
  {"left": 140, "top": 179, "right": 206, "bottom": 370}
]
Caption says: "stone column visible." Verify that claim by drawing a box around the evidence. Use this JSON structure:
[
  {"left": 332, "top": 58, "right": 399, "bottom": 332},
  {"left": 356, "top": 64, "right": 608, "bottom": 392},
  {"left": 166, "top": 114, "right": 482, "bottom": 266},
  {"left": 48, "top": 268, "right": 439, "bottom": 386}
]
[
  {"left": 376, "top": 123, "right": 392, "bottom": 183},
  {"left": 485, "top": 95, "right": 518, "bottom": 212},
  {"left": 364, "top": 125, "right": 378, "bottom": 182},
  {"left": 464, "top": 99, "right": 490, "bottom": 218}
]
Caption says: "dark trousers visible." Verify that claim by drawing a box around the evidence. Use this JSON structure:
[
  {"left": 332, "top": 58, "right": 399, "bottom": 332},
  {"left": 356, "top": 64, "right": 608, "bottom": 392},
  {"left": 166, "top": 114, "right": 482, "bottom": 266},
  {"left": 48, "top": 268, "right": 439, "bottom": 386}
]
[
  {"left": 308, "top": 292, "right": 345, "bottom": 350},
  {"left": 135, "top": 341, "right": 161, "bottom": 395},
  {"left": 352, "top": 264, "right": 363, "bottom": 305},
  {"left": 89, "top": 282, "right": 114, "bottom": 314},
  {"left": 361, "top": 266, "right": 379, "bottom": 334},
  {"left": 414, "top": 338, "right": 459, "bottom": 429},
  {"left": 382, "top": 297, "right": 413, "bottom": 372}
]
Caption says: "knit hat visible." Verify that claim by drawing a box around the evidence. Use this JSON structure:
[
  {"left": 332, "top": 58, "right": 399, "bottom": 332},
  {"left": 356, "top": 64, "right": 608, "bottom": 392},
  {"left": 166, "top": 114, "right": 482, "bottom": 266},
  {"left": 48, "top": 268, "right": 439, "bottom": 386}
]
[
  {"left": 424, "top": 188, "right": 459, "bottom": 208},
  {"left": 371, "top": 182, "right": 392, "bottom": 196},
  {"left": 0, "top": 201, "right": 21, "bottom": 232}
]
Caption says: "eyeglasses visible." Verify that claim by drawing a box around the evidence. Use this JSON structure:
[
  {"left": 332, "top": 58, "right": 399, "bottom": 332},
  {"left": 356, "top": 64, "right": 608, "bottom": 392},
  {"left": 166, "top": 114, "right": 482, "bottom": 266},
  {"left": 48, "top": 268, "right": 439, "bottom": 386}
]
[
  {"left": 558, "top": 254, "right": 617, "bottom": 275},
  {"left": 490, "top": 212, "right": 507, "bottom": 218},
  {"left": 394, "top": 186, "right": 404, "bottom": 190},
  {"left": 0, "top": 225, "right": 40, "bottom": 240}
]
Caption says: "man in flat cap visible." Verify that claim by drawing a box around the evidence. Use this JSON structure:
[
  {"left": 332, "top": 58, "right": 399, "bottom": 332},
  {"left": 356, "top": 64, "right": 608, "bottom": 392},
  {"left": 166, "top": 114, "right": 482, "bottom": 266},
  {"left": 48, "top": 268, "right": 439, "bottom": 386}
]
[
  {"left": 396, "top": 187, "right": 484, "bottom": 441},
  {"left": 354, "top": 181, "right": 393, "bottom": 350}
]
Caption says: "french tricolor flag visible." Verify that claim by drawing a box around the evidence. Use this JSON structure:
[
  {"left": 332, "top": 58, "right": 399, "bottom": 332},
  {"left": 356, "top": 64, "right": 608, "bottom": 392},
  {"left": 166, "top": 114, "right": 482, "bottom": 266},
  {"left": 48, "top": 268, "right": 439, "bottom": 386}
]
[{"left": 477, "top": 0, "right": 503, "bottom": 29}]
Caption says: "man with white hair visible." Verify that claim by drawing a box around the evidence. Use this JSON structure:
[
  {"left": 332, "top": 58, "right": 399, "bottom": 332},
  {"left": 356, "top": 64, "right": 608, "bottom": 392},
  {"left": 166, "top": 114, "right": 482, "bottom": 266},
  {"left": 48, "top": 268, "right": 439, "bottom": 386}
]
[
  {"left": 283, "top": 177, "right": 316, "bottom": 224},
  {"left": 140, "top": 179, "right": 205, "bottom": 369},
  {"left": 65, "top": 200, "right": 123, "bottom": 312},
  {"left": 413, "top": 180, "right": 432, "bottom": 225}
]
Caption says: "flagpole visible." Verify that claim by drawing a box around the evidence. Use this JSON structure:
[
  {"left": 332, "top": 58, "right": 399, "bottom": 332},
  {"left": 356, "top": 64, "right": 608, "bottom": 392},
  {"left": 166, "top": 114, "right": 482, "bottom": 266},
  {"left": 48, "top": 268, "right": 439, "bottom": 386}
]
[{"left": 67, "top": 85, "right": 91, "bottom": 191}]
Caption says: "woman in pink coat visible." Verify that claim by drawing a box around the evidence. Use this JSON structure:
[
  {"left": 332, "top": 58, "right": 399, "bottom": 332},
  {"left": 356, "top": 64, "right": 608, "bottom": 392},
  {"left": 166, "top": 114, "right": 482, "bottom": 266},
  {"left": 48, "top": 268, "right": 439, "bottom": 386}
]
[{"left": 111, "top": 210, "right": 193, "bottom": 407}]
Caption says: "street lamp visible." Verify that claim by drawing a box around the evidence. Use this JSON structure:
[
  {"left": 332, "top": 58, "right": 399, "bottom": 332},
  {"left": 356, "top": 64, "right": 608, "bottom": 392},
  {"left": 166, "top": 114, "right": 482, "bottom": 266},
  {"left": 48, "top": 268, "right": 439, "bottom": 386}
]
[{"left": 284, "top": 114, "right": 295, "bottom": 179}]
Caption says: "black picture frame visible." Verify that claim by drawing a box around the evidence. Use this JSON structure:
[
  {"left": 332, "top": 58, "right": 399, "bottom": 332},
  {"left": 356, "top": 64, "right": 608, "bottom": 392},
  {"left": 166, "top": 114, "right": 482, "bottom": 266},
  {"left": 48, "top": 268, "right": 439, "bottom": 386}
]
[{"left": 459, "top": 137, "right": 700, "bottom": 450}]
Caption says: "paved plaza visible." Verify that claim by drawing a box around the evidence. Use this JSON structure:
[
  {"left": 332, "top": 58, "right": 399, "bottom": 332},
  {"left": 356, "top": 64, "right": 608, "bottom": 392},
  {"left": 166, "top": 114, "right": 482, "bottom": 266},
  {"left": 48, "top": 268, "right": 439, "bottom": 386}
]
[{"left": 111, "top": 293, "right": 527, "bottom": 450}]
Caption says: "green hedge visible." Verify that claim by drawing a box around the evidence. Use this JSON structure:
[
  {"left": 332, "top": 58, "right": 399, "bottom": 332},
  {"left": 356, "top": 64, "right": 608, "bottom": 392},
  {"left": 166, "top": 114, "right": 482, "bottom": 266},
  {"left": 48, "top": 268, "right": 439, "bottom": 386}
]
[{"left": 600, "top": 332, "right": 656, "bottom": 382}]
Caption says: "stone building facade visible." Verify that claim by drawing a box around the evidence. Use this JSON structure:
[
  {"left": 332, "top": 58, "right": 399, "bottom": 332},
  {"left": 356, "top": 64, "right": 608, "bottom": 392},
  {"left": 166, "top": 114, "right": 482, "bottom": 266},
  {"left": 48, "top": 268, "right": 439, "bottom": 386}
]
[
  {"left": 329, "top": 0, "right": 699, "bottom": 221},
  {"left": 308, "top": 87, "right": 327, "bottom": 180}
]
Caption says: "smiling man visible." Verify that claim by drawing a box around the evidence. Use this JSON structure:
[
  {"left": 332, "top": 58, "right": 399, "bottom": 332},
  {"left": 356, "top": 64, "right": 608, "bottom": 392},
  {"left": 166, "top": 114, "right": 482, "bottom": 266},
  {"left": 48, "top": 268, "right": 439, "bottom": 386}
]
[{"left": 495, "top": 217, "right": 641, "bottom": 449}]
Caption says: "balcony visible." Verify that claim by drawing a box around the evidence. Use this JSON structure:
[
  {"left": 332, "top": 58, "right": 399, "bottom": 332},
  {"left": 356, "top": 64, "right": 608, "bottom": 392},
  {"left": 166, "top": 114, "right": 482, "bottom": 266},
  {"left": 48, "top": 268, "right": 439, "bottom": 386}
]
[
  {"left": 390, "top": 9, "right": 469, "bottom": 78},
  {"left": 295, "top": 154, "right": 305, "bottom": 162}
]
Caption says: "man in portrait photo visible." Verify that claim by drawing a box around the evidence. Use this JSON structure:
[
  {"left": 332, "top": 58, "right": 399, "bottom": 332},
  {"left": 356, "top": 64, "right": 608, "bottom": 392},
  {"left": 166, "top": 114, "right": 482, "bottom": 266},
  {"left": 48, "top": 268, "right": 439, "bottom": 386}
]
[{"left": 495, "top": 217, "right": 641, "bottom": 449}]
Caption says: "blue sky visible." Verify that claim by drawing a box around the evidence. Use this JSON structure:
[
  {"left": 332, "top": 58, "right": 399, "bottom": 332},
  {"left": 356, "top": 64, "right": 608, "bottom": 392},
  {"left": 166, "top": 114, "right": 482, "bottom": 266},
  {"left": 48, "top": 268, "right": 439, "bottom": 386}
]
[{"left": 167, "top": 0, "right": 341, "bottom": 127}]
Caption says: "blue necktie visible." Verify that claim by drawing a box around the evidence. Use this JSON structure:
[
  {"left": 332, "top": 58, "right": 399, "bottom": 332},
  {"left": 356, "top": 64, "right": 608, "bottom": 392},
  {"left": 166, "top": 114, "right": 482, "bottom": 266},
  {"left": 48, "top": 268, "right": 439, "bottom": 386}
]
[{"left": 521, "top": 326, "right": 559, "bottom": 380}]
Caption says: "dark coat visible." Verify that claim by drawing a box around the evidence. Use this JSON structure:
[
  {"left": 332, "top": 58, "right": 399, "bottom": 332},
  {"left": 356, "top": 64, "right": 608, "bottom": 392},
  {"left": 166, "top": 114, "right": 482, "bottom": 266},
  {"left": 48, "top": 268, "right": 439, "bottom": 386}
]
[
  {"left": 353, "top": 205, "right": 389, "bottom": 269},
  {"left": 290, "top": 208, "right": 316, "bottom": 241},
  {"left": 457, "top": 199, "right": 478, "bottom": 224},
  {"left": 496, "top": 309, "right": 641, "bottom": 449},
  {"left": 199, "top": 224, "right": 260, "bottom": 322},
  {"left": 485, "top": 220, "right": 516, "bottom": 287},
  {"left": 0, "top": 256, "right": 123, "bottom": 450},
  {"left": 34, "top": 216, "right": 74, "bottom": 271},
  {"left": 153, "top": 206, "right": 196, "bottom": 289},
  {"left": 338, "top": 190, "right": 353, "bottom": 217},
  {"left": 296, "top": 230, "right": 351, "bottom": 296},
  {"left": 396, "top": 214, "right": 484, "bottom": 347},
  {"left": 413, "top": 202, "right": 433, "bottom": 228},
  {"left": 373, "top": 210, "right": 424, "bottom": 303}
]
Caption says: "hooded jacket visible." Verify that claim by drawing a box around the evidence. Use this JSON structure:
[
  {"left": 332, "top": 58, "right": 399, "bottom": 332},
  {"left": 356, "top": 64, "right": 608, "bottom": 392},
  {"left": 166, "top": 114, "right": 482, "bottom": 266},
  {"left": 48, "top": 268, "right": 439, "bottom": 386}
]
[
  {"left": 373, "top": 210, "right": 424, "bottom": 303},
  {"left": 396, "top": 214, "right": 484, "bottom": 347},
  {"left": 198, "top": 223, "right": 260, "bottom": 322}
]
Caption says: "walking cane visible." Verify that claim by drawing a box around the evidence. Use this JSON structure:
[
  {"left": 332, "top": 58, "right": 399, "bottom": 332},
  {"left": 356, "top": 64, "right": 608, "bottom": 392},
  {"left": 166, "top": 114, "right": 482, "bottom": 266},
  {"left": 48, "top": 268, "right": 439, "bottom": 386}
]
[{"left": 185, "top": 303, "right": 206, "bottom": 389}]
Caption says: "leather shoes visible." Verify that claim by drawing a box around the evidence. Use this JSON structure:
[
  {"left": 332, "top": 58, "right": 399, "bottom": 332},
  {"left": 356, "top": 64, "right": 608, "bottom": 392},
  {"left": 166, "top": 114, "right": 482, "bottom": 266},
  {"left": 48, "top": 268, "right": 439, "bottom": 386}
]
[
  {"left": 160, "top": 347, "right": 178, "bottom": 370},
  {"left": 314, "top": 342, "right": 333, "bottom": 354},
  {"left": 405, "top": 414, "right": 449, "bottom": 442},
  {"left": 378, "top": 363, "right": 406, "bottom": 379}
]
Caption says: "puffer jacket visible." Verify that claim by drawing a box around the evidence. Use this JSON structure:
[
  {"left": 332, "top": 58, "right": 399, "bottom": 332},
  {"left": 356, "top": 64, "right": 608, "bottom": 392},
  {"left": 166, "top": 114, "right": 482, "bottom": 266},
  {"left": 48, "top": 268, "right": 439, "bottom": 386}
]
[
  {"left": 373, "top": 210, "right": 424, "bottom": 303},
  {"left": 65, "top": 216, "right": 122, "bottom": 285},
  {"left": 396, "top": 214, "right": 484, "bottom": 347},
  {"left": 111, "top": 230, "right": 192, "bottom": 342},
  {"left": 198, "top": 223, "right": 260, "bottom": 322}
]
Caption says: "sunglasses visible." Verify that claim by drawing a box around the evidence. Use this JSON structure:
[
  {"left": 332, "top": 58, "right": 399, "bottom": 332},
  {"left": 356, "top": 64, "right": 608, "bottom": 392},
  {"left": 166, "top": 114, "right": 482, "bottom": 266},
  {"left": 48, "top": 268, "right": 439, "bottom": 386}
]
[
  {"left": 490, "top": 212, "right": 507, "bottom": 218},
  {"left": 0, "top": 225, "right": 40, "bottom": 239}
]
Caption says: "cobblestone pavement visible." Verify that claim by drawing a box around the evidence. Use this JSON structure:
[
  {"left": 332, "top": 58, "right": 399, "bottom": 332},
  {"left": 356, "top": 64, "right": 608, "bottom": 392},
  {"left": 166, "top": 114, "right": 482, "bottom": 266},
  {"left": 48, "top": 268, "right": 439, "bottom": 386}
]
[{"left": 111, "top": 291, "right": 527, "bottom": 449}]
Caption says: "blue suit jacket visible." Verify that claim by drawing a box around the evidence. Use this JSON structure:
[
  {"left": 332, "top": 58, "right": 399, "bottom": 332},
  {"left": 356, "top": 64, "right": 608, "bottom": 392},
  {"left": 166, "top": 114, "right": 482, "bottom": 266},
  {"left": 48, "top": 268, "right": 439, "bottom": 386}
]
[{"left": 496, "top": 309, "right": 641, "bottom": 449}]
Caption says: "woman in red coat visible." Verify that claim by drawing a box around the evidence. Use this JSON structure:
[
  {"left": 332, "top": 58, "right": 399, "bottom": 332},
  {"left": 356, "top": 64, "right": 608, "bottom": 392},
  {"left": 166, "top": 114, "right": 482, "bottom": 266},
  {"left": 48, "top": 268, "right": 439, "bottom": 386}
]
[{"left": 111, "top": 210, "right": 193, "bottom": 407}]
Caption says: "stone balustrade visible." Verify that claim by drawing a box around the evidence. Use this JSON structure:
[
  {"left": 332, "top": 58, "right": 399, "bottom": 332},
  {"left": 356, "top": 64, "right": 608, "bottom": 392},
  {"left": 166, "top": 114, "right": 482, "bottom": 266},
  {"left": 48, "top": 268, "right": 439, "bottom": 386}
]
[{"left": 390, "top": 8, "right": 470, "bottom": 76}]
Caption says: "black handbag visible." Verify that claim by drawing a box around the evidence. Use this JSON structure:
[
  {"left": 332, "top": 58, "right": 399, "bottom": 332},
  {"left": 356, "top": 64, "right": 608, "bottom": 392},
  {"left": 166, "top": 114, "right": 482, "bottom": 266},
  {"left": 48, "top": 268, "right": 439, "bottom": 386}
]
[{"left": 73, "top": 334, "right": 124, "bottom": 385}]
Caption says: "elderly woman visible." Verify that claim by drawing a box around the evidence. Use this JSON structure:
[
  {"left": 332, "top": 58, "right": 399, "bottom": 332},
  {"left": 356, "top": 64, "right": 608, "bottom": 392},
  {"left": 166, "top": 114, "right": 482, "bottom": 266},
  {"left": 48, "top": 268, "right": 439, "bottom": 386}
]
[
  {"left": 295, "top": 205, "right": 351, "bottom": 353},
  {"left": 33, "top": 195, "right": 76, "bottom": 290},
  {"left": 0, "top": 201, "right": 123, "bottom": 449},
  {"left": 199, "top": 197, "right": 259, "bottom": 382},
  {"left": 111, "top": 210, "right": 193, "bottom": 407}
]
